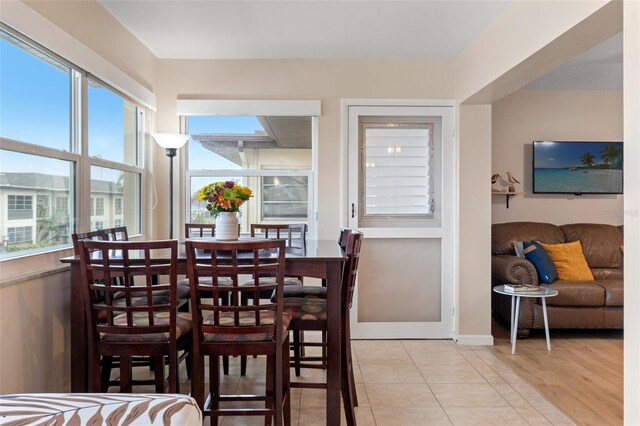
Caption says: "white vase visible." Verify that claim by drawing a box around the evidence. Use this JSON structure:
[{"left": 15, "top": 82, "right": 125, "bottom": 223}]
[{"left": 215, "top": 212, "right": 239, "bottom": 240}]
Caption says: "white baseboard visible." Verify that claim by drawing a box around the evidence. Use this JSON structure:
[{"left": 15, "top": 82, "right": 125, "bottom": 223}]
[{"left": 453, "top": 334, "right": 494, "bottom": 346}]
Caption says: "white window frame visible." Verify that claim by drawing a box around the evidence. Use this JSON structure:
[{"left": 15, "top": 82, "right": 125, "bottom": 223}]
[
  {"left": 178, "top": 99, "right": 321, "bottom": 238},
  {"left": 0, "top": 24, "right": 145, "bottom": 270}
]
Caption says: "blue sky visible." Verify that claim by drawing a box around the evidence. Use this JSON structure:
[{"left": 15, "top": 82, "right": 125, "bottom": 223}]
[
  {"left": 534, "top": 141, "right": 623, "bottom": 168},
  {"left": 1, "top": 36, "right": 257, "bottom": 175}
]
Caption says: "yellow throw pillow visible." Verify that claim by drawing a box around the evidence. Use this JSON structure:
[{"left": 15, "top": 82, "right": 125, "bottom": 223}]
[{"left": 539, "top": 241, "right": 594, "bottom": 281}]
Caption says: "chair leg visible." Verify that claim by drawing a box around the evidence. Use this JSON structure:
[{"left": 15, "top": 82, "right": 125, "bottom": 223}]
[
  {"left": 210, "top": 355, "right": 220, "bottom": 426},
  {"left": 150, "top": 356, "right": 164, "bottom": 392},
  {"left": 119, "top": 355, "right": 133, "bottom": 393},
  {"left": 292, "top": 331, "right": 301, "bottom": 377},
  {"left": 341, "top": 316, "right": 357, "bottom": 426},
  {"left": 265, "top": 354, "right": 275, "bottom": 425},
  {"left": 241, "top": 355, "right": 247, "bottom": 376},
  {"left": 100, "top": 356, "right": 113, "bottom": 392},
  {"left": 191, "top": 352, "right": 205, "bottom": 411},
  {"left": 283, "top": 335, "right": 291, "bottom": 426},
  {"left": 223, "top": 356, "right": 229, "bottom": 375}
]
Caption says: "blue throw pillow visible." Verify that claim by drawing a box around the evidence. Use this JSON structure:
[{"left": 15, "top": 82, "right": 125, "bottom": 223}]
[{"left": 523, "top": 241, "right": 558, "bottom": 284}]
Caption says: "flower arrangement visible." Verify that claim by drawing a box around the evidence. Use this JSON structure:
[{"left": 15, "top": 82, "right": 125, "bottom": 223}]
[{"left": 197, "top": 181, "right": 253, "bottom": 217}]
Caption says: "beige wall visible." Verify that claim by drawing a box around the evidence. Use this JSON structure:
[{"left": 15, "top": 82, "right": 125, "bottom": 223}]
[
  {"left": 155, "top": 59, "right": 455, "bottom": 240},
  {"left": 623, "top": 1, "right": 640, "bottom": 423},
  {"left": 0, "top": 271, "right": 70, "bottom": 393},
  {"left": 492, "top": 90, "right": 623, "bottom": 225},
  {"left": 24, "top": 0, "right": 157, "bottom": 92},
  {"left": 457, "top": 104, "right": 493, "bottom": 340}
]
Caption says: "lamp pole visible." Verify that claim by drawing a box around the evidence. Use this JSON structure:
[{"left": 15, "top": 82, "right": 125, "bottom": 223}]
[
  {"left": 165, "top": 147, "right": 177, "bottom": 239},
  {"left": 151, "top": 133, "right": 190, "bottom": 239}
]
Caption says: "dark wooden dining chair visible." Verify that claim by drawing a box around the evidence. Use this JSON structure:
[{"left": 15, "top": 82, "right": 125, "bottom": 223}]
[
  {"left": 183, "top": 222, "right": 239, "bottom": 374},
  {"left": 77, "top": 239, "right": 192, "bottom": 393},
  {"left": 283, "top": 229, "right": 363, "bottom": 426},
  {"left": 283, "top": 227, "right": 351, "bottom": 373},
  {"left": 185, "top": 223, "right": 216, "bottom": 238},
  {"left": 185, "top": 239, "right": 291, "bottom": 425}
]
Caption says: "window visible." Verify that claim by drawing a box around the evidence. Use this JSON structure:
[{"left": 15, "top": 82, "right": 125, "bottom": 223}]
[
  {"left": 91, "top": 166, "right": 140, "bottom": 230},
  {"left": 94, "top": 198, "right": 104, "bottom": 216},
  {"left": 36, "top": 195, "right": 50, "bottom": 219},
  {"left": 8, "top": 195, "right": 33, "bottom": 220},
  {"left": 357, "top": 117, "right": 440, "bottom": 228},
  {"left": 0, "top": 27, "right": 144, "bottom": 260},
  {"left": 186, "top": 115, "right": 312, "bottom": 228},
  {"left": 55, "top": 196, "right": 68, "bottom": 214},
  {"left": 114, "top": 219, "right": 122, "bottom": 227},
  {"left": 93, "top": 221, "right": 104, "bottom": 231},
  {"left": 8, "top": 226, "right": 32, "bottom": 245},
  {"left": 261, "top": 176, "right": 308, "bottom": 220},
  {"left": 114, "top": 198, "right": 123, "bottom": 215}
]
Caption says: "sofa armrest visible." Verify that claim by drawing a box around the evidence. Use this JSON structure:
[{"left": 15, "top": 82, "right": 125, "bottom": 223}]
[{"left": 491, "top": 255, "right": 538, "bottom": 286}]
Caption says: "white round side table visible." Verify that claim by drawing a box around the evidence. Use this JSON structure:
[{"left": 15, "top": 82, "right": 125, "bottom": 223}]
[{"left": 493, "top": 284, "right": 559, "bottom": 354}]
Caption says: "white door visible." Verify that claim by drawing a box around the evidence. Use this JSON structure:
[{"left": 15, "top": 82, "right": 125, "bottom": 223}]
[{"left": 345, "top": 101, "right": 454, "bottom": 339}]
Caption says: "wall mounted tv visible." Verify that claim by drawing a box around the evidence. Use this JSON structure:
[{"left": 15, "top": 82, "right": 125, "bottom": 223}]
[{"left": 532, "top": 141, "right": 623, "bottom": 194}]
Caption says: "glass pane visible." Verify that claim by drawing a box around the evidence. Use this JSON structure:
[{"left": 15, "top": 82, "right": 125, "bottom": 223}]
[
  {"left": 88, "top": 79, "right": 138, "bottom": 165},
  {"left": 90, "top": 166, "right": 140, "bottom": 233},
  {"left": 0, "top": 32, "right": 71, "bottom": 150},
  {"left": 362, "top": 126, "right": 433, "bottom": 218},
  {"left": 0, "top": 150, "right": 75, "bottom": 259},
  {"left": 189, "top": 175, "right": 308, "bottom": 229}
]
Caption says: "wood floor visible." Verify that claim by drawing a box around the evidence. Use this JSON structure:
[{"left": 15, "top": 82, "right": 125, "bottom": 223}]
[{"left": 490, "top": 320, "right": 623, "bottom": 426}]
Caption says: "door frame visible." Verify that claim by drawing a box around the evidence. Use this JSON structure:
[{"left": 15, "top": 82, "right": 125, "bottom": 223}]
[{"left": 341, "top": 98, "right": 456, "bottom": 339}]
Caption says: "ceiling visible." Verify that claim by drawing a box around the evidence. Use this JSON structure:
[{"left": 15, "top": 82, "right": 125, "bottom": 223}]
[
  {"left": 98, "top": 0, "right": 622, "bottom": 91},
  {"left": 98, "top": 0, "right": 511, "bottom": 60}
]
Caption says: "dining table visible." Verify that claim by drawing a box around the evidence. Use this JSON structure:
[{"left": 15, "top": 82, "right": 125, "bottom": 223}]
[{"left": 60, "top": 238, "right": 347, "bottom": 426}]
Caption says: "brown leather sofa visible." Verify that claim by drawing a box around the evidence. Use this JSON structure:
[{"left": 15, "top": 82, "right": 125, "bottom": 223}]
[{"left": 491, "top": 222, "right": 623, "bottom": 335}]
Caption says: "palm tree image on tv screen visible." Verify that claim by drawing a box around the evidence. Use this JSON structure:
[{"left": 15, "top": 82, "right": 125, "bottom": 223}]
[{"left": 533, "top": 141, "right": 623, "bottom": 194}]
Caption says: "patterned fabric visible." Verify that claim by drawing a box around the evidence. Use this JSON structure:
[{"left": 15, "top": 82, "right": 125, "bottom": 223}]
[
  {"left": 178, "top": 276, "right": 233, "bottom": 289},
  {"left": 283, "top": 285, "right": 327, "bottom": 299},
  {"left": 283, "top": 298, "right": 327, "bottom": 321},
  {"left": 202, "top": 311, "right": 291, "bottom": 342},
  {"left": 0, "top": 393, "right": 202, "bottom": 425},
  {"left": 100, "top": 312, "right": 192, "bottom": 342},
  {"left": 242, "top": 276, "right": 303, "bottom": 287}
]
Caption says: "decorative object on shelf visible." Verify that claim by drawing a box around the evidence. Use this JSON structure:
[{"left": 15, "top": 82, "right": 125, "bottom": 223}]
[
  {"left": 491, "top": 173, "right": 502, "bottom": 192},
  {"left": 151, "top": 132, "right": 190, "bottom": 239},
  {"left": 506, "top": 171, "right": 520, "bottom": 193},
  {"left": 197, "top": 181, "right": 253, "bottom": 240}
]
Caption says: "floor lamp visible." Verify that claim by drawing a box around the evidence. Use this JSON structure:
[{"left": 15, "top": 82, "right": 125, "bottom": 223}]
[{"left": 151, "top": 133, "right": 190, "bottom": 239}]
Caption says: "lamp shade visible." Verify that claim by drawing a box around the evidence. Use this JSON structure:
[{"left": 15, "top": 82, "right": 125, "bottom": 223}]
[{"left": 151, "top": 132, "right": 190, "bottom": 149}]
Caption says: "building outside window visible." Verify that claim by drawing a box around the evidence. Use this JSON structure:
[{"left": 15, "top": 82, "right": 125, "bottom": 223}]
[
  {"left": 94, "top": 197, "right": 104, "bottom": 216},
  {"left": 55, "top": 196, "right": 68, "bottom": 214},
  {"left": 0, "top": 27, "right": 144, "bottom": 259},
  {"left": 7, "top": 226, "right": 32, "bottom": 245},
  {"left": 7, "top": 195, "right": 33, "bottom": 220},
  {"left": 114, "top": 198, "right": 122, "bottom": 215}
]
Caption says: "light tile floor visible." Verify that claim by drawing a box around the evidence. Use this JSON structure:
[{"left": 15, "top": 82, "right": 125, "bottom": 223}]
[{"left": 129, "top": 333, "right": 575, "bottom": 425}]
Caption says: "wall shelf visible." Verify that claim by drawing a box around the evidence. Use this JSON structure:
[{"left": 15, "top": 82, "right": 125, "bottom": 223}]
[{"left": 492, "top": 191, "right": 524, "bottom": 208}]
